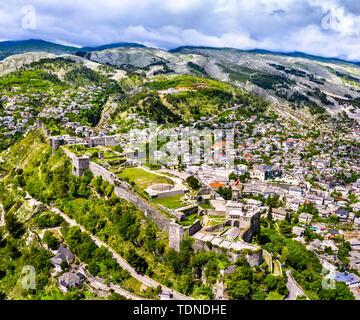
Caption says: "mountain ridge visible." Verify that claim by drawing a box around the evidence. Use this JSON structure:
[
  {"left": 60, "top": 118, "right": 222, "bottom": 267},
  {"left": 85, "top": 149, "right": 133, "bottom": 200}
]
[{"left": 1, "top": 39, "right": 360, "bottom": 66}]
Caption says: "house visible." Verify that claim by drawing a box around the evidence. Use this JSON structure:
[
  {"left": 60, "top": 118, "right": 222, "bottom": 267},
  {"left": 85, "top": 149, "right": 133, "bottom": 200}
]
[
  {"left": 298, "top": 212, "right": 313, "bottom": 224},
  {"left": 292, "top": 226, "right": 305, "bottom": 237},
  {"left": 321, "top": 240, "right": 339, "bottom": 253},
  {"left": 335, "top": 272, "right": 360, "bottom": 287},
  {"left": 349, "top": 239, "right": 360, "bottom": 250},
  {"left": 50, "top": 245, "right": 75, "bottom": 270},
  {"left": 318, "top": 208, "right": 331, "bottom": 219},
  {"left": 350, "top": 251, "right": 360, "bottom": 270},
  {"left": 59, "top": 272, "right": 85, "bottom": 292},
  {"left": 336, "top": 208, "right": 349, "bottom": 222},
  {"left": 288, "top": 197, "right": 303, "bottom": 211},
  {"left": 272, "top": 207, "right": 289, "bottom": 221},
  {"left": 251, "top": 165, "right": 282, "bottom": 181},
  {"left": 354, "top": 217, "right": 360, "bottom": 228},
  {"left": 289, "top": 186, "right": 303, "bottom": 198}
]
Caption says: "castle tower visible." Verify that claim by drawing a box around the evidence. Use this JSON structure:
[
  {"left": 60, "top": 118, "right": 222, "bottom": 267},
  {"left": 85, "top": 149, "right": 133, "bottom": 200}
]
[
  {"left": 231, "top": 189, "right": 239, "bottom": 202},
  {"left": 231, "top": 180, "right": 243, "bottom": 202},
  {"left": 168, "top": 220, "right": 185, "bottom": 252},
  {"left": 50, "top": 137, "right": 65, "bottom": 155},
  {"left": 72, "top": 155, "right": 90, "bottom": 177}
]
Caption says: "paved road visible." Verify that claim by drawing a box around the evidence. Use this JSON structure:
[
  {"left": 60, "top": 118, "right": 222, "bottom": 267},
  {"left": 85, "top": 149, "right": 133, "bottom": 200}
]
[
  {"left": 51, "top": 207, "right": 193, "bottom": 300},
  {"left": 83, "top": 269, "right": 148, "bottom": 300},
  {"left": 285, "top": 270, "right": 308, "bottom": 300}
]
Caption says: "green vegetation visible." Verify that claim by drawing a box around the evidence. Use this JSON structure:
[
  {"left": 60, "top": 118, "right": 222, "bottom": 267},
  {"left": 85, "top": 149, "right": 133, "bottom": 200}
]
[
  {"left": 258, "top": 228, "right": 354, "bottom": 300},
  {"left": 0, "top": 130, "right": 231, "bottom": 299},
  {"left": 117, "top": 168, "right": 173, "bottom": 192},
  {"left": 113, "top": 74, "right": 269, "bottom": 123},
  {"left": 225, "top": 257, "right": 288, "bottom": 300},
  {"left": 152, "top": 194, "right": 188, "bottom": 209}
]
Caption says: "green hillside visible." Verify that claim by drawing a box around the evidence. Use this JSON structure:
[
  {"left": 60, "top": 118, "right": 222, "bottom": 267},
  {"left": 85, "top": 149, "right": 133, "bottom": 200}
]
[{"left": 113, "top": 75, "right": 269, "bottom": 123}]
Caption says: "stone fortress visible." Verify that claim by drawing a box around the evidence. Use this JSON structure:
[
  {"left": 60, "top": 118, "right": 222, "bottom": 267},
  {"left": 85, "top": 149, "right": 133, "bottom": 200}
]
[
  {"left": 50, "top": 134, "right": 118, "bottom": 155},
  {"left": 50, "top": 135, "right": 263, "bottom": 266},
  {"left": 226, "top": 183, "right": 261, "bottom": 243}
]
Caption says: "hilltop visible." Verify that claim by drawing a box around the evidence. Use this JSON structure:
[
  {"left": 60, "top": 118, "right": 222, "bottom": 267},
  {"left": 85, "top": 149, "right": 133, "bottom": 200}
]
[{"left": 2, "top": 39, "right": 360, "bottom": 126}]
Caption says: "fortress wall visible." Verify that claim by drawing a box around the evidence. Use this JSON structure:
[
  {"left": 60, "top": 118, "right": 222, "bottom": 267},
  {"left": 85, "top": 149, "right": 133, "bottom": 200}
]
[
  {"left": 61, "top": 148, "right": 201, "bottom": 251},
  {"left": 89, "top": 162, "right": 115, "bottom": 184},
  {"left": 185, "top": 220, "right": 202, "bottom": 236},
  {"left": 192, "top": 238, "right": 263, "bottom": 266}
]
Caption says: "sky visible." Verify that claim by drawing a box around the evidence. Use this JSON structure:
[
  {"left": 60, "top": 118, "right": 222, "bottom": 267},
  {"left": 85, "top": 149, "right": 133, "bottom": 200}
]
[{"left": 2, "top": 0, "right": 360, "bottom": 60}]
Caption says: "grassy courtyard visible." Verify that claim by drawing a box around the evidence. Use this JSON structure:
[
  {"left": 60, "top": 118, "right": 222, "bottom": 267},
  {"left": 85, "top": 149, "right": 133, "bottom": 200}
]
[
  {"left": 151, "top": 194, "right": 188, "bottom": 210},
  {"left": 117, "top": 167, "right": 173, "bottom": 191}
]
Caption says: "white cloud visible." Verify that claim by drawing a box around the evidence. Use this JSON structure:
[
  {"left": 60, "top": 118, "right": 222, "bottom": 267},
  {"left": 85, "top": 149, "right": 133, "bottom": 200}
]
[{"left": 0, "top": 0, "right": 360, "bottom": 61}]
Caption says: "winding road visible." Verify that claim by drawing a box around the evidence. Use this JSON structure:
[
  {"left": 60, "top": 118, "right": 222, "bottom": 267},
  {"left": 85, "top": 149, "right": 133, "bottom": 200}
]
[
  {"left": 50, "top": 207, "right": 193, "bottom": 300},
  {"left": 285, "top": 270, "right": 308, "bottom": 300}
]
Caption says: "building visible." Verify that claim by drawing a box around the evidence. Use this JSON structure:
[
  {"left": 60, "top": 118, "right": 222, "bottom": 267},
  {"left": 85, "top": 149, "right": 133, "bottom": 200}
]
[
  {"left": 336, "top": 208, "right": 349, "bottom": 222},
  {"left": 272, "top": 207, "right": 290, "bottom": 221},
  {"left": 349, "top": 239, "right": 360, "bottom": 250},
  {"left": 225, "top": 186, "right": 261, "bottom": 243},
  {"left": 59, "top": 272, "right": 85, "bottom": 292},
  {"left": 251, "top": 165, "right": 282, "bottom": 181},
  {"left": 50, "top": 246, "right": 75, "bottom": 270},
  {"left": 298, "top": 212, "right": 313, "bottom": 224},
  {"left": 292, "top": 226, "right": 305, "bottom": 237},
  {"left": 335, "top": 272, "right": 360, "bottom": 287}
]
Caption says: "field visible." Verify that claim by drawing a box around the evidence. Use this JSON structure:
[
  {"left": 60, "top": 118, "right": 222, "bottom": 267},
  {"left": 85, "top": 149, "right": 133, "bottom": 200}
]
[
  {"left": 151, "top": 194, "right": 188, "bottom": 209},
  {"left": 117, "top": 167, "right": 173, "bottom": 191}
]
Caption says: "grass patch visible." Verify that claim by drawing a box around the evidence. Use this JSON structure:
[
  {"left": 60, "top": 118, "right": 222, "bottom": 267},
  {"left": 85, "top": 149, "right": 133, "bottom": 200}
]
[
  {"left": 152, "top": 194, "right": 188, "bottom": 210},
  {"left": 117, "top": 168, "right": 173, "bottom": 191},
  {"left": 266, "top": 291, "right": 285, "bottom": 300}
]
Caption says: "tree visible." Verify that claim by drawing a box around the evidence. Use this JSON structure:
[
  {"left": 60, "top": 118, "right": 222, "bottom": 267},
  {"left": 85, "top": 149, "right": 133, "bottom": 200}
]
[
  {"left": 60, "top": 221, "right": 70, "bottom": 238},
  {"left": 227, "top": 279, "right": 251, "bottom": 300},
  {"left": 144, "top": 223, "right": 157, "bottom": 253},
  {"left": 229, "top": 172, "right": 238, "bottom": 181},
  {"left": 63, "top": 287, "right": 85, "bottom": 300},
  {"left": 165, "top": 249, "right": 182, "bottom": 274},
  {"left": 60, "top": 261, "right": 68, "bottom": 270},
  {"left": 43, "top": 230, "right": 59, "bottom": 250},
  {"left": 88, "top": 260, "right": 100, "bottom": 276},
  {"left": 217, "top": 186, "right": 232, "bottom": 200},
  {"left": 267, "top": 206, "right": 273, "bottom": 222},
  {"left": 319, "top": 281, "right": 355, "bottom": 300},
  {"left": 126, "top": 249, "right": 148, "bottom": 274},
  {"left": 178, "top": 274, "right": 195, "bottom": 295},
  {"left": 279, "top": 220, "right": 293, "bottom": 238},
  {"left": 108, "top": 293, "right": 127, "bottom": 300},
  {"left": 66, "top": 226, "right": 82, "bottom": 249},
  {"left": 118, "top": 211, "right": 140, "bottom": 243},
  {"left": 186, "top": 176, "right": 201, "bottom": 190},
  {"left": 5, "top": 212, "right": 24, "bottom": 238}
]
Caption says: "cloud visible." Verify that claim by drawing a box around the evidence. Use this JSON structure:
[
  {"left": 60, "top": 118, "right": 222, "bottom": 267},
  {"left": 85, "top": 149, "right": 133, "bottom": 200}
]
[{"left": 0, "top": 0, "right": 360, "bottom": 60}]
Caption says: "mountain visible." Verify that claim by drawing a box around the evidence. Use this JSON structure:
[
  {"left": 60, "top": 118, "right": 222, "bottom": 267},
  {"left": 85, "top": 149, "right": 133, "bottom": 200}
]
[
  {"left": 2, "top": 39, "right": 360, "bottom": 122},
  {"left": 170, "top": 45, "right": 360, "bottom": 65},
  {"left": 0, "top": 39, "right": 79, "bottom": 60},
  {"left": 81, "top": 42, "right": 146, "bottom": 52}
]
